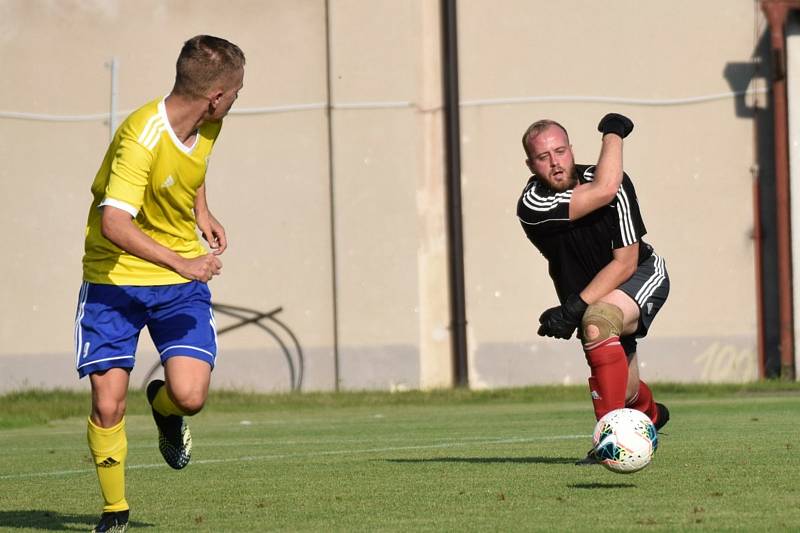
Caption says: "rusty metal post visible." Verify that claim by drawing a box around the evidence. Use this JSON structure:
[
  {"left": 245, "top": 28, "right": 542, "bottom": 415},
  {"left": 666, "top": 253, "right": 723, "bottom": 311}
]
[{"left": 762, "top": 0, "right": 797, "bottom": 379}]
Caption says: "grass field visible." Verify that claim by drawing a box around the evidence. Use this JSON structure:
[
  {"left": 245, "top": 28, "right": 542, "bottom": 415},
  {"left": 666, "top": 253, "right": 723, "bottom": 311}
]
[{"left": 1, "top": 383, "right": 799, "bottom": 532}]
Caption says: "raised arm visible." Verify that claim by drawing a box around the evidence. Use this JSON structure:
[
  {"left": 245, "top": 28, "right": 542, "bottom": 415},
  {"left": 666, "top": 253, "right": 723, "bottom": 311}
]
[{"left": 568, "top": 113, "right": 633, "bottom": 220}]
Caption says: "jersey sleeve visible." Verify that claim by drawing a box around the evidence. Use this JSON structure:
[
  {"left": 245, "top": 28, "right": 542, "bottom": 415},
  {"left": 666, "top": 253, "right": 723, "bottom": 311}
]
[
  {"left": 103, "top": 134, "right": 154, "bottom": 216},
  {"left": 516, "top": 178, "right": 572, "bottom": 229},
  {"left": 612, "top": 173, "right": 647, "bottom": 248}
]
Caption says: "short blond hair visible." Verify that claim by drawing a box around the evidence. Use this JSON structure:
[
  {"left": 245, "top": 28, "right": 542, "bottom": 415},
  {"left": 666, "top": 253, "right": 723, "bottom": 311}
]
[{"left": 522, "top": 119, "right": 569, "bottom": 157}]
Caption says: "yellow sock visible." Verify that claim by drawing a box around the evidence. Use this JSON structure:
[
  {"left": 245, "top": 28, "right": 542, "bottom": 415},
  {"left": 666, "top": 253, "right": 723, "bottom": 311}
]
[
  {"left": 152, "top": 384, "right": 188, "bottom": 416},
  {"left": 87, "top": 417, "right": 129, "bottom": 513}
]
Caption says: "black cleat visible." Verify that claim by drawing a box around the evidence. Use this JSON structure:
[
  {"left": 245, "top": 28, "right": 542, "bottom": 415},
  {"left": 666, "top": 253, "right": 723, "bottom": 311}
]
[
  {"left": 654, "top": 403, "right": 670, "bottom": 431},
  {"left": 575, "top": 448, "right": 600, "bottom": 466},
  {"left": 92, "top": 510, "right": 129, "bottom": 532},
  {"left": 146, "top": 379, "right": 192, "bottom": 470}
]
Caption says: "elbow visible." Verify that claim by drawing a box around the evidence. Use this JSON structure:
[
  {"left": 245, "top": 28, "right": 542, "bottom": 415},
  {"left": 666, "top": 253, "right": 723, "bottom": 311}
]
[
  {"left": 100, "top": 209, "right": 128, "bottom": 245},
  {"left": 600, "top": 184, "right": 619, "bottom": 205},
  {"left": 625, "top": 263, "right": 637, "bottom": 279},
  {"left": 621, "top": 261, "right": 637, "bottom": 280},
  {"left": 100, "top": 215, "right": 115, "bottom": 241},
  {"left": 100, "top": 218, "right": 112, "bottom": 241}
]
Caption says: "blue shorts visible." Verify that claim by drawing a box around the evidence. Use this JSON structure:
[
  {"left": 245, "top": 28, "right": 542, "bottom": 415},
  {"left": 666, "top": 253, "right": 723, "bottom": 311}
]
[{"left": 74, "top": 281, "right": 218, "bottom": 378}]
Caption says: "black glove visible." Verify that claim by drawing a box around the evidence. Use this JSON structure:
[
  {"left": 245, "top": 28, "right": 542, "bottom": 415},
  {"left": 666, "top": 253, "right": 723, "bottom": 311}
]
[
  {"left": 597, "top": 113, "right": 634, "bottom": 139},
  {"left": 537, "top": 293, "right": 588, "bottom": 340}
]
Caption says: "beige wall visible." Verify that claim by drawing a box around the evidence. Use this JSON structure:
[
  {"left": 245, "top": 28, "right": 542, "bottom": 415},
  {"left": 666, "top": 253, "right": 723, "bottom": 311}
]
[
  {"left": 0, "top": 0, "right": 763, "bottom": 392},
  {"left": 458, "top": 0, "right": 762, "bottom": 387}
]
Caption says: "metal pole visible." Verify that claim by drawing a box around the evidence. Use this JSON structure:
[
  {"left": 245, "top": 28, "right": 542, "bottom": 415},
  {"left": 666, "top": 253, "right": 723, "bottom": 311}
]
[
  {"left": 763, "top": 0, "right": 796, "bottom": 380},
  {"left": 441, "top": 0, "right": 469, "bottom": 387},
  {"left": 108, "top": 57, "right": 119, "bottom": 141},
  {"left": 324, "top": 0, "right": 341, "bottom": 391}
]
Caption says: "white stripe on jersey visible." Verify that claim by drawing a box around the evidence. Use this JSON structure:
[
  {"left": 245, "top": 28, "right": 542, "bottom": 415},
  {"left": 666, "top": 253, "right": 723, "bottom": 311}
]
[
  {"left": 99, "top": 197, "right": 139, "bottom": 217},
  {"left": 518, "top": 216, "right": 570, "bottom": 226},
  {"left": 522, "top": 187, "right": 572, "bottom": 212},
  {"left": 141, "top": 121, "right": 165, "bottom": 151},
  {"left": 634, "top": 254, "right": 666, "bottom": 305},
  {"left": 137, "top": 114, "right": 161, "bottom": 145},
  {"left": 585, "top": 165, "right": 638, "bottom": 246},
  {"left": 616, "top": 187, "right": 637, "bottom": 246}
]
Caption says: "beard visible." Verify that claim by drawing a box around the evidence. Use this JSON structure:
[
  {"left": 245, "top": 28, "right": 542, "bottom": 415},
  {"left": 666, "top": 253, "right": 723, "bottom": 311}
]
[{"left": 541, "top": 164, "right": 578, "bottom": 192}]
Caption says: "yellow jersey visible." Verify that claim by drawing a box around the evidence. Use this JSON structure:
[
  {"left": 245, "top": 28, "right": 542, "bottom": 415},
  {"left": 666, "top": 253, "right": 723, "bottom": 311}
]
[{"left": 82, "top": 97, "right": 222, "bottom": 285}]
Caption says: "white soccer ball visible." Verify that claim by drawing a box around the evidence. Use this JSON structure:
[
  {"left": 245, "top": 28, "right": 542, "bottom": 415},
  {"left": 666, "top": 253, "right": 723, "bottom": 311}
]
[{"left": 592, "top": 408, "right": 658, "bottom": 474}]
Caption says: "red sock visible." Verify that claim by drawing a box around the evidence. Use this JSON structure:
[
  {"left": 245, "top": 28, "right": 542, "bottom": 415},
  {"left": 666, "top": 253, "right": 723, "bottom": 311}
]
[
  {"left": 626, "top": 380, "right": 659, "bottom": 423},
  {"left": 585, "top": 336, "right": 628, "bottom": 420}
]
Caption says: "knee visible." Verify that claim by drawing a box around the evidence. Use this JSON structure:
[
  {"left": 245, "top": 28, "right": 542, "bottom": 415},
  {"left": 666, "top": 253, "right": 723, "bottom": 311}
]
[
  {"left": 581, "top": 302, "right": 624, "bottom": 344},
  {"left": 170, "top": 390, "right": 206, "bottom": 415},
  {"left": 92, "top": 397, "right": 127, "bottom": 427}
]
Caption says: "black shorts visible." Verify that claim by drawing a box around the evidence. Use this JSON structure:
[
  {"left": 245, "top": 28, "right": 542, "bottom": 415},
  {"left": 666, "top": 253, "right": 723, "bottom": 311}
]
[{"left": 618, "top": 253, "right": 669, "bottom": 355}]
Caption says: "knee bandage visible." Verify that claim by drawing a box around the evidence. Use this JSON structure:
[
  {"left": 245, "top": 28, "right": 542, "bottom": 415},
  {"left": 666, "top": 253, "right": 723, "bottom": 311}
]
[{"left": 581, "top": 302, "right": 623, "bottom": 344}]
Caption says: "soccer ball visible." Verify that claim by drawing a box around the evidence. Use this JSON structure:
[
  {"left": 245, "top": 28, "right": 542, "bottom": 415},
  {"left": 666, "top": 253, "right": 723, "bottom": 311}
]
[{"left": 592, "top": 408, "right": 658, "bottom": 474}]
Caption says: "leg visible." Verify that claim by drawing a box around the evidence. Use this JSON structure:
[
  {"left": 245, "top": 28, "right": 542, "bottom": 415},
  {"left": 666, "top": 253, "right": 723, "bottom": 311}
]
[
  {"left": 90, "top": 368, "right": 129, "bottom": 428},
  {"left": 148, "top": 281, "right": 216, "bottom": 416},
  {"left": 146, "top": 356, "right": 211, "bottom": 470},
  {"left": 624, "top": 351, "right": 657, "bottom": 420},
  {"left": 88, "top": 369, "right": 130, "bottom": 515},
  {"left": 581, "top": 301, "right": 628, "bottom": 421},
  {"left": 597, "top": 292, "right": 661, "bottom": 423},
  {"left": 76, "top": 283, "right": 146, "bottom": 530},
  {"left": 581, "top": 289, "right": 640, "bottom": 420},
  {"left": 615, "top": 253, "right": 670, "bottom": 428},
  {"left": 146, "top": 281, "right": 216, "bottom": 469},
  {"left": 163, "top": 355, "right": 212, "bottom": 415},
  {"left": 624, "top": 352, "right": 669, "bottom": 429},
  {"left": 626, "top": 352, "right": 641, "bottom": 401}
]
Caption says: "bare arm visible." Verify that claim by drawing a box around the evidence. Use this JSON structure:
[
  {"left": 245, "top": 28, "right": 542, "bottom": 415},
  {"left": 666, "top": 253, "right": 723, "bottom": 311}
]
[
  {"left": 101, "top": 205, "right": 222, "bottom": 282},
  {"left": 568, "top": 134, "right": 624, "bottom": 220},
  {"left": 578, "top": 242, "right": 639, "bottom": 304},
  {"left": 194, "top": 182, "right": 227, "bottom": 255}
]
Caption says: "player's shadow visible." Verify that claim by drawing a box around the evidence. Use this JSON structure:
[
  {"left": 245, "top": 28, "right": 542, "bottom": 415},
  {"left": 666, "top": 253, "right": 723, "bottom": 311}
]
[
  {"left": 0, "top": 510, "right": 153, "bottom": 531},
  {"left": 568, "top": 482, "right": 636, "bottom": 489},
  {"left": 386, "top": 456, "right": 576, "bottom": 465}
]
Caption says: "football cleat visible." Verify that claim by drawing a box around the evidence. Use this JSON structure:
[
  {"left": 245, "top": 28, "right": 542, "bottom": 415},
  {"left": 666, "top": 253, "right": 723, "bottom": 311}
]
[
  {"left": 147, "top": 379, "right": 192, "bottom": 470},
  {"left": 575, "top": 448, "right": 600, "bottom": 466},
  {"left": 654, "top": 403, "right": 670, "bottom": 431},
  {"left": 92, "top": 510, "right": 129, "bottom": 532}
]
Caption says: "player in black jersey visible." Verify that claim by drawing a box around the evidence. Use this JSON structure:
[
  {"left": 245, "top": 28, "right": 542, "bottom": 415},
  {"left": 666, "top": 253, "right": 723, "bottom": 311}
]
[{"left": 516, "top": 114, "right": 670, "bottom": 464}]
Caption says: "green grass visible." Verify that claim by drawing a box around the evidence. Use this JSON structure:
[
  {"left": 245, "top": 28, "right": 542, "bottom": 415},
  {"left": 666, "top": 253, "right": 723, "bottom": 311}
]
[{"left": 1, "top": 383, "right": 799, "bottom": 531}]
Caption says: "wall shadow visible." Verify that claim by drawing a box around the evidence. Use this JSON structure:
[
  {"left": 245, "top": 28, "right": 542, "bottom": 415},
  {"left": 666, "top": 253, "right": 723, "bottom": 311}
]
[{"left": 723, "top": 28, "right": 780, "bottom": 378}]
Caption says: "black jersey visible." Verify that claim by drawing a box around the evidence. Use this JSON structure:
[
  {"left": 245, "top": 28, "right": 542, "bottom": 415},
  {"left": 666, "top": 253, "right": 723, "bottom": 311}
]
[{"left": 517, "top": 164, "right": 653, "bottom": 302}]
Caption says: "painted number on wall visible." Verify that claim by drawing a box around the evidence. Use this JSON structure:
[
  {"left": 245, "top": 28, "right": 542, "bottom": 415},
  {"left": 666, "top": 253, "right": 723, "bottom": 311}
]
[{"left": 693, "top": 341, "right": 757, "bottom": 382}]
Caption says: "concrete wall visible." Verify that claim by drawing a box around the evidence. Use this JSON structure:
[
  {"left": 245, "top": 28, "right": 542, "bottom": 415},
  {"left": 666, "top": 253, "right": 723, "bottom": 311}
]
[
  {"left": 0, "top": 0, "right": 763, "bottom": 392},
  {"left": 457, "top": 0, "right": 763, "bottom": 388}
]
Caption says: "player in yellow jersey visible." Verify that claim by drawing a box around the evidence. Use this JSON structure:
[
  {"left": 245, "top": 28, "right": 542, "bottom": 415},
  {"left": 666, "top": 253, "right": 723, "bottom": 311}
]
[{"left": 74, "top": 35, "right": 245, "bottom": 533}]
